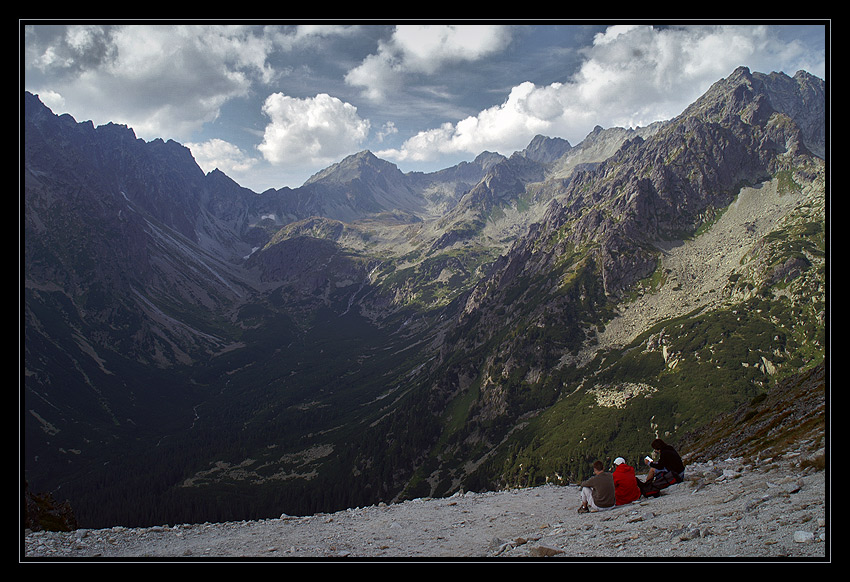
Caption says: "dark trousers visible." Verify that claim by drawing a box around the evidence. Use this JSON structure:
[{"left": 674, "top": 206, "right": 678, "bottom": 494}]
[{"left": 637, "top": 470, "right": 683, "bottom": 497}]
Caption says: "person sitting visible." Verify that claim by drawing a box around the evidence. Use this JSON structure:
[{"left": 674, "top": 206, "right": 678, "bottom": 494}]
[
  {"left": 578, "top": 460, "right": 615, "bottom": 513},
  {"left": 638, "top": 438, "right": 685, "bottom": 498},
  {"left": 612, "top": 457, "right": 641, "bottom": 505}
]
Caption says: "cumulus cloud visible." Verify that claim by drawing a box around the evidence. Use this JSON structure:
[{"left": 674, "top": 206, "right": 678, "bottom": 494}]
[
  {"left": 378, "top": 24, "right": 823, "bottom": 164},
  {"left": 379, "top": 82, "right": 554, "bottom": 162},
  {"left": 25, "top": 24, "right": 278, "bottom": 141},
  {"left": 346, "top": 24, "right": 513, "bottom": 101},
  {"left": 186, "top": 138, "right": 258, "bottom": 176},
  {"left": 257, "top": 93, "right": 371, "bottom": 168}
]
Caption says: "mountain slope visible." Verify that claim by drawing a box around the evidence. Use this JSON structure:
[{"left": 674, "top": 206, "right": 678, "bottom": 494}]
[
  {"left": 22, "top": 66, "right": 826, "bottom": 529},
  {"left": 393, "top": 67, "right": 826, "bottom": 497}
]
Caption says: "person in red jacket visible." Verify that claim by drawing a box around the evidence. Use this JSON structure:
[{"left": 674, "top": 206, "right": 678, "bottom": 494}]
[{"left": 612, "top": 457, "right": 641, "bottom": 505}]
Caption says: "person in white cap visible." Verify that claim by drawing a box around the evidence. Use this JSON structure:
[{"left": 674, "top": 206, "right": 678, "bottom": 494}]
[{"left": 612, "top": 457, "right": 641, "bottom": 505}]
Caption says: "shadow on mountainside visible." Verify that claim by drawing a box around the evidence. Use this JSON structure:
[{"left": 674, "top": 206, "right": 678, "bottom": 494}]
[{"left": 678, "top": 362, "right": 826, "bottom": 466}]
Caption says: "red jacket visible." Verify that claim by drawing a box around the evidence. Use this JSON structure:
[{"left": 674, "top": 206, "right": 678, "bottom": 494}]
[{"left": 613, "top": 463, "right": 641, "bottom": 505}]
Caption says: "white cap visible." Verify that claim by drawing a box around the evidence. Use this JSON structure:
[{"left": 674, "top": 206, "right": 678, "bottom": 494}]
[{"left": 613, "top": 457, "right": 626, "bottom": 465}]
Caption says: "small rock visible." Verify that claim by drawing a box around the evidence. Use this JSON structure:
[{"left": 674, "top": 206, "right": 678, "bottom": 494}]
[
  {"left": 679, "top": 528, "right": 701, "bottom": 541},
  {"left": 494, "top": 541, "right": 516, "bottom": 555},
  {"left": 786, "top": 480, "right": 804, "bottom": 494},
  {"left": 529, "top": 545, "right": 564, "bottom": 557},
  {"left": 719, "top": 469, "right": 740, "bottom": 481}
]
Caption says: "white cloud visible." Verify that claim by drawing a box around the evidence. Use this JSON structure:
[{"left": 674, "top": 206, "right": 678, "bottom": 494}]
[
  {"left": 186, "top": 138, "right": 258, "bottom": 175},
  {"left": 390, "top": 24, "right": 513, "bottom": 73},
  {"left": 257, "top": 93, "right": 371, "bottom": 168},
  {"left": 34, "top": 90, "right": 66, "bottom": 113},
  {"left": 379, "top": 24, "right": 825, "bottom": 165},
  {"left": 25, "top": 24, "right": 277, "bottom": 141},
  {"left": 264, "top": 24, "right": 360, "bottom": 52},
  {"left": 346, "top": 24, "right": 513, "bottom": 101},
  {"left": 378, "top": 82, "right": 554, "bottom": 162},
  {"left": 376, "top": 121, "right": 398, "bottom": 143},
  {"left": 345, "top": 52, "right": 405, "bottom": 102}
]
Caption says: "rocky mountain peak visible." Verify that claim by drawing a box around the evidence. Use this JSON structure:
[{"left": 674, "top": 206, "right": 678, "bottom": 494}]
[
  {"left": 517, "top": 134, "right": 572, "bottom": 164},
  {"left": 679, "top": 66, "right": 825, "bottom": 155},
  {"left": 470, "top": 150, "right": 506, "bottom": 170},
  {"left": 303, "top": 149, "right": 402, "bottom": 186}
]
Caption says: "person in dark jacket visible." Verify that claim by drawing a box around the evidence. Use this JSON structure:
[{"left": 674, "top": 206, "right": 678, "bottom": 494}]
[{"left": 638, "top": 438, "right": 685, "bottom": 497}]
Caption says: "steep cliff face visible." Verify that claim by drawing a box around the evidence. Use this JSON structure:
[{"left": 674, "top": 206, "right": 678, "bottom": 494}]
[{"left": 25, "top": 95, "right": 254, "bottom": 371}]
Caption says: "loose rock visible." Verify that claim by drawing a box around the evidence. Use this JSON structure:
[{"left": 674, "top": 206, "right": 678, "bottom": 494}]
[{"left": 23, "top": 453, "right": 826, "bottom": 561}]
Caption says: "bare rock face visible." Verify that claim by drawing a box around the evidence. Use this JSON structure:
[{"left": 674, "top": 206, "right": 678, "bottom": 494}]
[
  {"left": 507, "top": 67, "right": 824, "bottom": 298},
  {"left": 518, "top": 134, "right": 573, "bottom": 164}
]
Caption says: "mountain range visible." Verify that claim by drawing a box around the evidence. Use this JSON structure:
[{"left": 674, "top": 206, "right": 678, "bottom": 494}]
[{"left": 23, "top": 66, "right": 827, "bottom": 529}]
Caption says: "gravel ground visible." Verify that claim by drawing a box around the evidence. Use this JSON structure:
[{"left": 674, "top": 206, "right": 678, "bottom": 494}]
[{"left": 23, "top": 452, "right": 828, "bottom": 562}]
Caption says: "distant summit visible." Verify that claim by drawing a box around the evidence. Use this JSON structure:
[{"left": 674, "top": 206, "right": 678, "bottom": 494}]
[
  {"left": 304, "top": 150, "right": 402, "bottom": 186},
  {"left": 518, "top": 134, "right": 572, "bottom": 164}
]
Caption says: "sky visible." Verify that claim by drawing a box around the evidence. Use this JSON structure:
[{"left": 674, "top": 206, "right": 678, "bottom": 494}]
[{"left": 22, "top": 21, "right": 827, "bottom": 193}]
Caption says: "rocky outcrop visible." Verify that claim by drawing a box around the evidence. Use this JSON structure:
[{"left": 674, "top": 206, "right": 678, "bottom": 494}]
[{"left": 518, "top": 134, "right": 572, "bottom": 164}]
